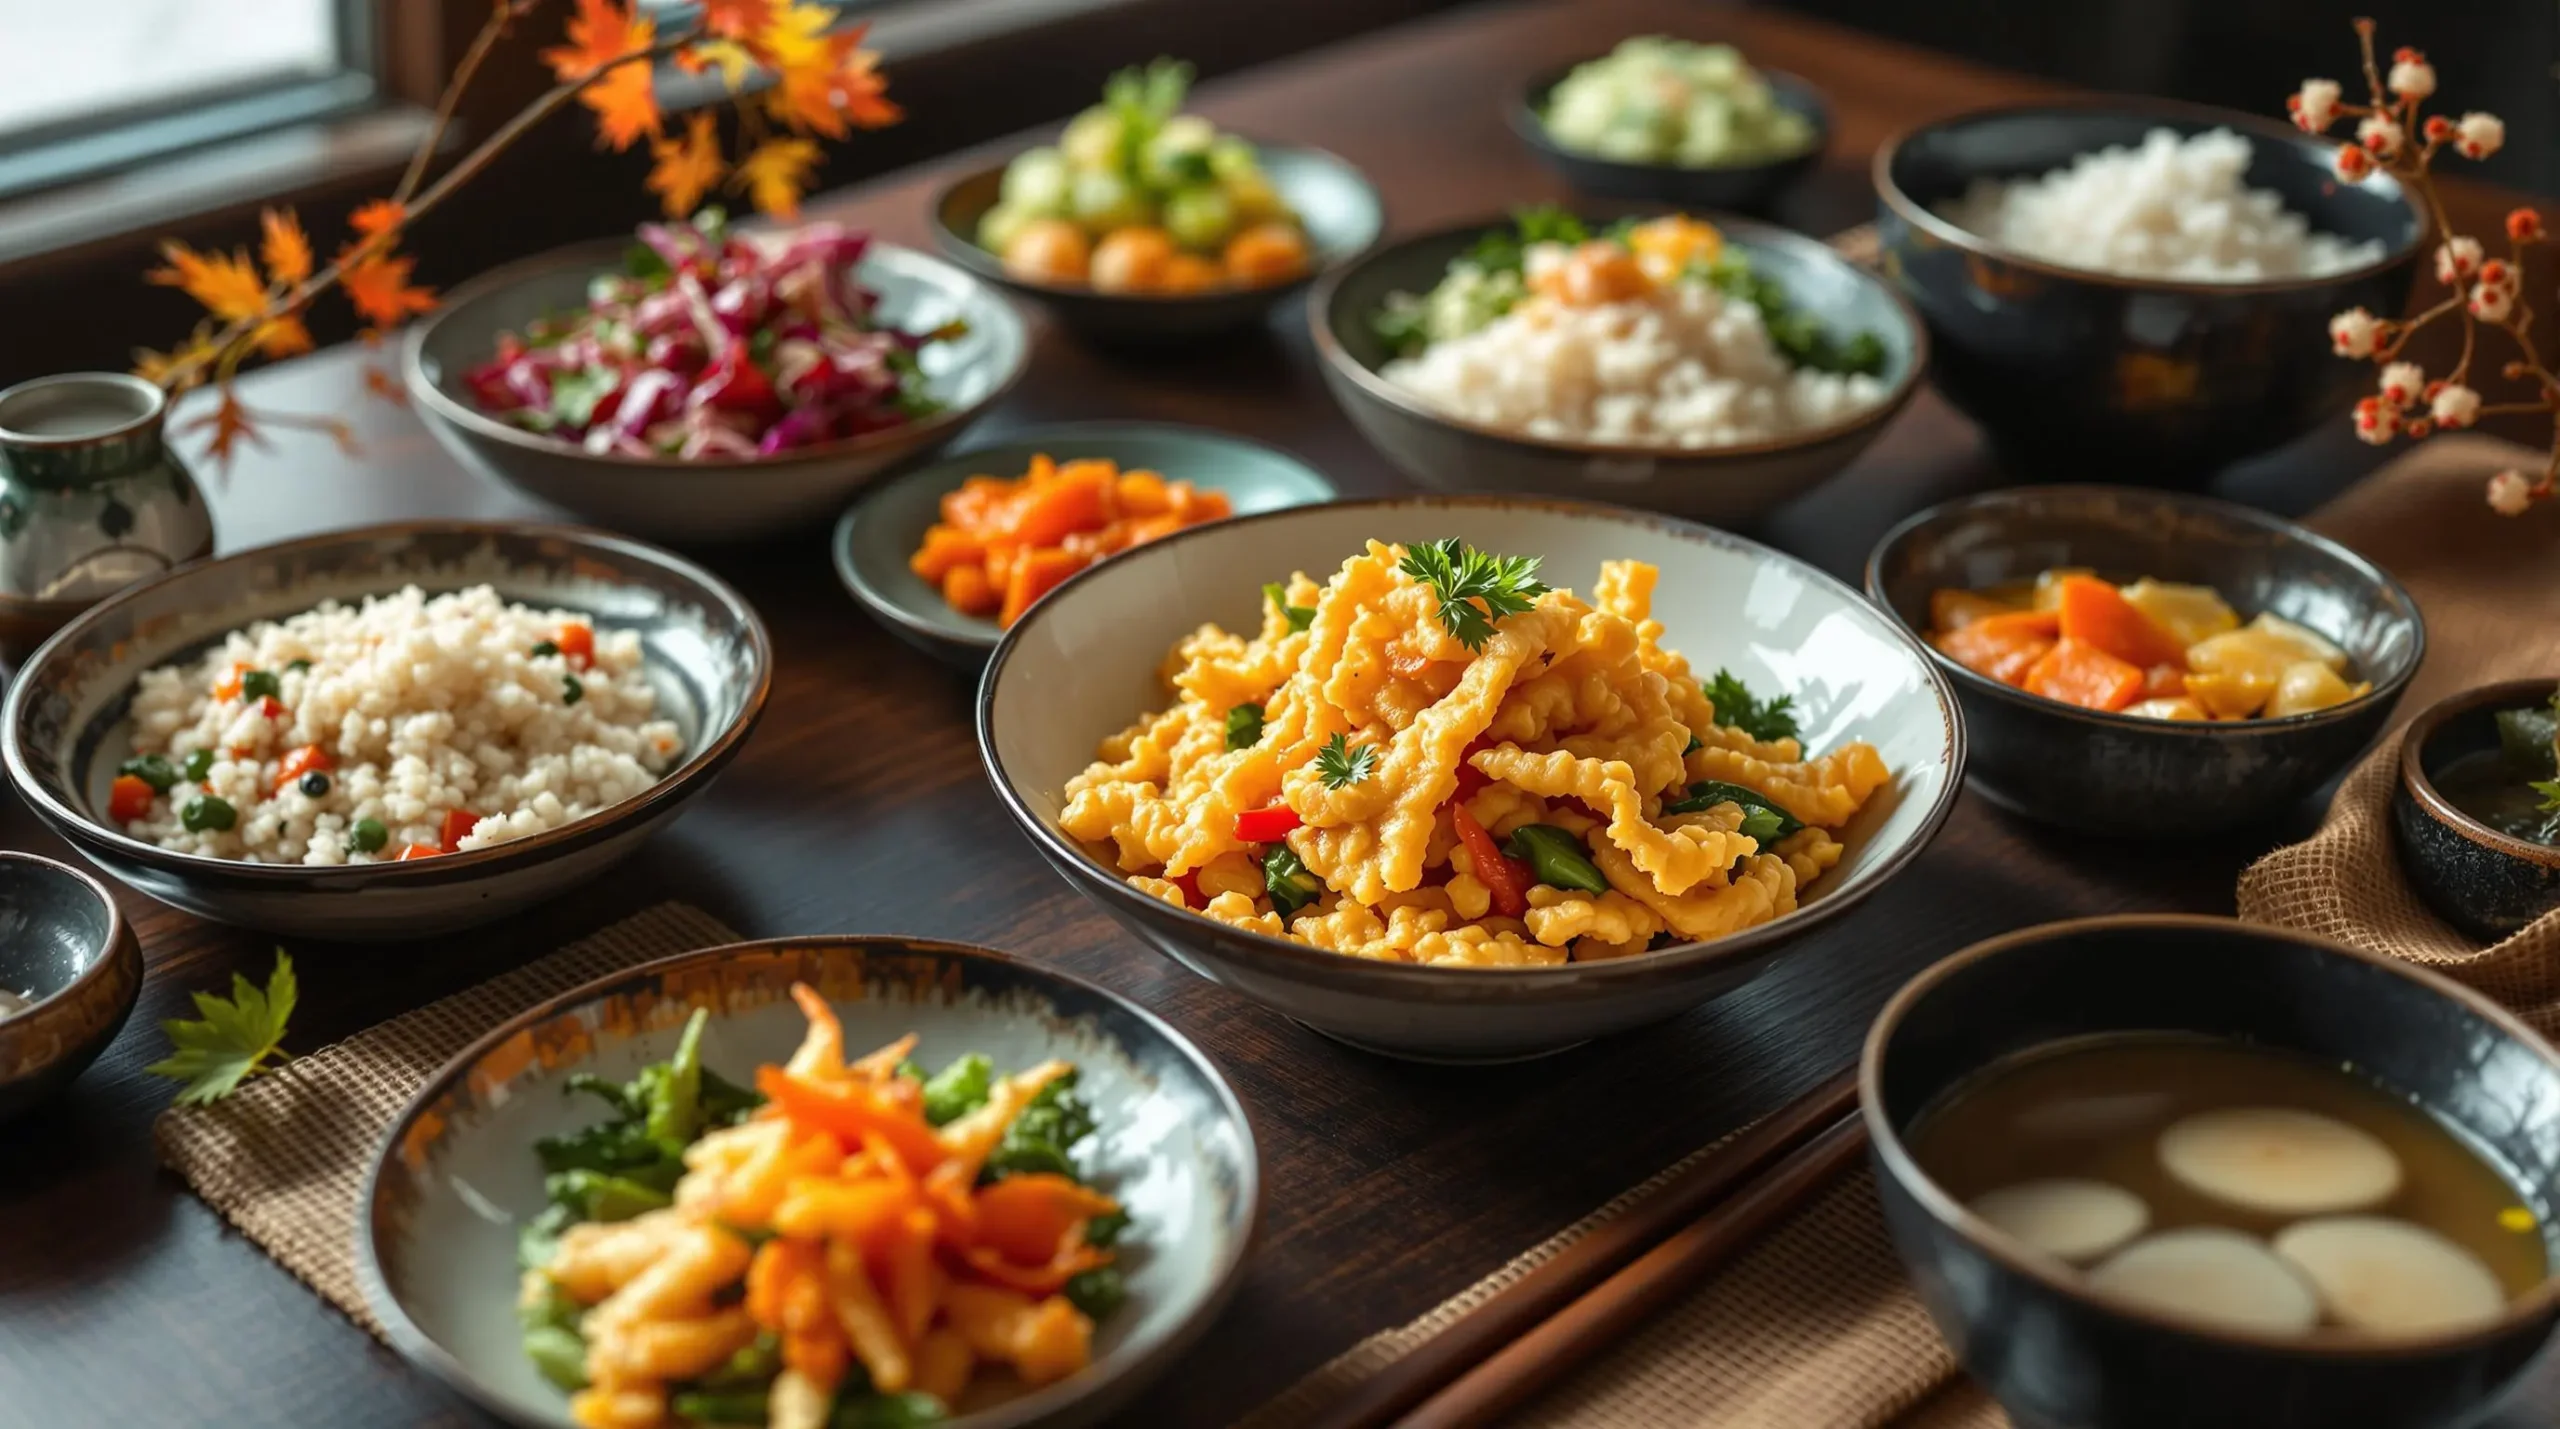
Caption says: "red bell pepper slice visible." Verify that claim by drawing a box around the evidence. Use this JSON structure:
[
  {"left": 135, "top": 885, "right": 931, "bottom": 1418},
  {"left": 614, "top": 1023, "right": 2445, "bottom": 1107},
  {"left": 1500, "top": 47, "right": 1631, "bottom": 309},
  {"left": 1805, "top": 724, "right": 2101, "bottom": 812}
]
[
  {"left": 1450, "top": 804, "right": 1530, "bottom": 918},
  {"left": 439, "top": 809, "right": 481, "bottom": 852},
  {"left": 1233, "top": 803, "right": 1302, "bottom": 843}
]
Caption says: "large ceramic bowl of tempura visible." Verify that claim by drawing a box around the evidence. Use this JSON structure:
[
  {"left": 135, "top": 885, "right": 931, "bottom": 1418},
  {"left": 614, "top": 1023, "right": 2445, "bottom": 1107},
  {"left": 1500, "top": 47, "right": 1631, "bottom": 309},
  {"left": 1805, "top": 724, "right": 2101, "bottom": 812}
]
[
  {"left": 979, "top": 494, "right": 1964, "bottom": 1062},
  {"left": 1865, "top": 915, "right": 2560, "bottom": 1429}
]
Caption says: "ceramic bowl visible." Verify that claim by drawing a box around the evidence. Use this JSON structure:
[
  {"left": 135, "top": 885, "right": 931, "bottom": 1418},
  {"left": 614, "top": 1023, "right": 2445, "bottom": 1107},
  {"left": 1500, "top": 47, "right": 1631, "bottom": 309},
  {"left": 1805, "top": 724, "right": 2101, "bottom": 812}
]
[
  {"left": 1510, "top": 61, "right": 1828, "bottom": 213},
  {"left": 1309, "top": 214, "right": 1926, "bottom": 525},
  {"left": 358, "top": 934, "right": 1257, "bottom": 1429},
  {"left": 1866, "top": 486, "right": 2423, "bottom": 837},
  {"left": 2393, "top": 679, "right": 2560, "bottom": 942},
  {"left": 0, "top": 851, "right": 142, "bottom": 1122},
  {"left": 979, "top": 494, "right": 1965, "bottom": 1062},
  {"left": 1865, "top": 914, "right": 2560, "bottom": 1429},
  {"left": 929, "top": 143, "right": 1384, "bottom": 344},
  {"left": 1, "top": 522, "right": 769, "bottom": 940},
  {"left": 834, "top": 421, "right": 1338, "bottom": 666},
  {"left": 407, "top": 237, "right": 1028, "bottom": 543},
  {"left": 1874, "top": 101, "right": 2424, "bottom": 484}
]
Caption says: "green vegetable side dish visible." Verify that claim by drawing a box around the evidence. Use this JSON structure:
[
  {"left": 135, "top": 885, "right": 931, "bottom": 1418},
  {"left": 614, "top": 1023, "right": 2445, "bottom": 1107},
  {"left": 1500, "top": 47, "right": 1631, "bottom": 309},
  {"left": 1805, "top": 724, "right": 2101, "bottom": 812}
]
[
  {"left": 2439, "top": 686, "right": 2560, "bottom": 846},
  {"left": 1542, "top": 37, "right": 1818, "bottom": 168}
]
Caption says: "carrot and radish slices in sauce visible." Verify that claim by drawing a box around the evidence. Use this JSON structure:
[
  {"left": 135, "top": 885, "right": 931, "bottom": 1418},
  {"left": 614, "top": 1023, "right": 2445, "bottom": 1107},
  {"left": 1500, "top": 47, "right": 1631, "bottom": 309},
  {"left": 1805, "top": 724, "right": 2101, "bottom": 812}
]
[{"left": 909, "top": 454, "right": 1235, "bottom": 628}]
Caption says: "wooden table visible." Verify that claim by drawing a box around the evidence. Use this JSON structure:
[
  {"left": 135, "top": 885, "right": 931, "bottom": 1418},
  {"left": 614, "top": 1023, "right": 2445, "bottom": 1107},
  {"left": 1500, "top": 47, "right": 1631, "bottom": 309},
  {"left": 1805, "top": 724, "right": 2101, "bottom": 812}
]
[{"left": 5, "top": 1, "right": 2553, "bottom": 1424}]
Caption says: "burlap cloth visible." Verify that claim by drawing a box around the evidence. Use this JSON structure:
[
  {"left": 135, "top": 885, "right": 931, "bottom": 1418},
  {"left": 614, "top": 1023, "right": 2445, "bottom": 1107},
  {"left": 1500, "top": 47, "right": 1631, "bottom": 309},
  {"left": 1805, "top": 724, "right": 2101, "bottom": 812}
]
[{"left": 154, "top": 901, "right": 739, "bottom": 1335}]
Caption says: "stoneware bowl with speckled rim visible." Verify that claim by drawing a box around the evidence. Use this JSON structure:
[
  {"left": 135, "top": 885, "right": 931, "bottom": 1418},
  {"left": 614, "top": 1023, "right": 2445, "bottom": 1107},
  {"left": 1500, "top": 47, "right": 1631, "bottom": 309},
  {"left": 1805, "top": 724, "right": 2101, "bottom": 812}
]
[
  {"left": 1865, "top": 914, "right": 2560, "bottom": 1429},
  {"left": 833, "top": 420, "right": 1338, "bottom": 667},
  {"left": 930, "top": 143, "right": 1385, "bottom": 345},
  {"left": 979, "top": 494, "right": 1967, "bottom": 1062},
  {"left": 1874, "top": 100, "right": 2424, "bottom": 485},
  {"left": 0, "top": 851, "right": 143, "bottom": 1123},
  {"left": 2393, "top": 679, "right": 2560, "bottom": 943},
  {"left": 1866, "top": 486, "right": 2423, "bottom": 838},
  {"left": 1510, "top": 60, "right": 1829, "bottom": 214},
  {"left": 1308, "top": 213, "right": 1927, "bottom": 526},
  {"left": 356, "top": 934, "right": 1258, "bottom": 1429},
  {"left": 407, "top": 237, "right": 1028, "bottom": 543},
  {"left": 0, "top": 522, "right": 770, "bottom": 941}
]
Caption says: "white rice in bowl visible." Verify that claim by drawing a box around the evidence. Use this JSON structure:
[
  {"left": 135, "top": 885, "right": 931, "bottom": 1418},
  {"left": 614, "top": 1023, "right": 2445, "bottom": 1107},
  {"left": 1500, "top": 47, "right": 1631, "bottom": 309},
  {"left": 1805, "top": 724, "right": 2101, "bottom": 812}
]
[
  {"left": 1933, "top": 127, "right": 2385, "bottom": 282},
  {"left": 1380, "top": 247, "right": 1887, "bottom": 448},
  {"left": 115, "top": 584, "right": 682, "bottom": 865}
]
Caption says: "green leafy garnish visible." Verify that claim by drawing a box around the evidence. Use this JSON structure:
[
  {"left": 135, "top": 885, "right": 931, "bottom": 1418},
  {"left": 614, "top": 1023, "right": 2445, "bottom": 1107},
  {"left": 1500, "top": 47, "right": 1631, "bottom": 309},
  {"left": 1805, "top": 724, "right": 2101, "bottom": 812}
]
[
  {"left": 919, "top": 1053, "right": 993, "bottom": 1125},
  {"left": 1460, "top": 204, "right": 1591, "bottom": 277},
  {"left": 1263, "top": 843, "right": 1322, "bottom": 917},
  {"left": 1084, "top": 1207, "right": 1131, "bottom": 1248},
  {"left": 524, "top": 367, "right": 622, "bottom": 433},
  {"left": 1704, "top": 669, "right": 1799, "bottom": 744},
  {"left": 985, "top": 1073, "right": 1098, "bottom": 1181},
  {"left": 669, "top": 1389, "right": 768, "bottom": 1424},
  {"left": 544, "top": 1168, "right": 674, "bottom": 1222},
  {"left": 2535, "top": 779, "right": 2560, "bottom": 815},
  {"left": 1398, "top": 538, "right": 1550, "bottom": 650},
  {"left": 1661, "top": 779, "right": 1803, "bottom": 842},
  {"left": 1065, "top": 1266, "right": 1127, "bottom": 1320},
  {"left": 145, "top": 949, "right": 295, "bottom": 1105},
  {"left": 1262, "top": 582, "right": 1316, "bottom": 633},
  {"left": 1225, "top": 702, "right": 1266, "bottom": 750},
  {"left": 1503, "top": 824, "right": 1608, "bottom": 894},
  {"left": 1100, "top": 56, "right": 1192, "bottom": 167},
  {"left": 118, "top": 753, "right": 180, "bottom": 791},
  {"left": 1315, "top": 732, "right": 1378, "bottom": 789},
  {"left": 832, "top": 1392, "right": 950, "bottom": 1428},
  {"left": 1698, "top": 253, "right": 1886, "bottom": 377}
]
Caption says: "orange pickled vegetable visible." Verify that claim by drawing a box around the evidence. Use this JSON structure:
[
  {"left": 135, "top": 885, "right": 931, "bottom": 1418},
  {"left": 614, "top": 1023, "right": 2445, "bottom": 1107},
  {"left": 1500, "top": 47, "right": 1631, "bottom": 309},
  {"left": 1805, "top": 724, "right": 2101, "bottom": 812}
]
[
  {"left": 1929, "top": 588, "right": 2020, "bottom": 631},
  {"left": 555, "top": 622, "right": 595, "bottom": 670},
  {"left": 910, "top": 455, "right": 1233, "bottom": 628},
  {"left": 2053, "top": 576, "right": 2188, "bottom": 670},
  {"left": 2023, "top": 637, "right": 2146, "bottom": 711},
  {"left": 109, "top": 774, "right": 154, "bottom": 823},
  {"left": 1931, "top": 609, "right": 2059, "bottom": 688}
]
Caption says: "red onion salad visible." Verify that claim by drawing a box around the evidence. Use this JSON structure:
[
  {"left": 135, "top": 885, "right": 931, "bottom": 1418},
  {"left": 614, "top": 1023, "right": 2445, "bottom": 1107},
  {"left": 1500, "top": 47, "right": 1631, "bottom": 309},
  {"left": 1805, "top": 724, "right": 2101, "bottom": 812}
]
[{"left": 462, "top": 212, "right": 956, "bottom": 460}]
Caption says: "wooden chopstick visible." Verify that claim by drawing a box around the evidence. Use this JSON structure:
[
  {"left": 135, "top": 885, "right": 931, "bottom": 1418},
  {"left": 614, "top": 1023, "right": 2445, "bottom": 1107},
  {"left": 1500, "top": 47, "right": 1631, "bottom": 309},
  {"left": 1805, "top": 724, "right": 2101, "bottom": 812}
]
[
  {"left": 1389, "top": 1112, "right": 1872, "bottom": 1429},
  {"left": 1298, "top": 1067, "right": 1863, "bottom": 1429}
]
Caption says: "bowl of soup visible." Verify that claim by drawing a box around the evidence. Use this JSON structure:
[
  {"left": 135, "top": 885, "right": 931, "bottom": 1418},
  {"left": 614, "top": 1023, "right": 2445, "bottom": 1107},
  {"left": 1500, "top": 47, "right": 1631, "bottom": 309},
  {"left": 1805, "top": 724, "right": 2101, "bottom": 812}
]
[
  {"left": 2394, "top": 678, "right": 2560, "bottom": 942},
  {"left": 1864, "top": 915, "right": 2560, "bottom": 1429}
]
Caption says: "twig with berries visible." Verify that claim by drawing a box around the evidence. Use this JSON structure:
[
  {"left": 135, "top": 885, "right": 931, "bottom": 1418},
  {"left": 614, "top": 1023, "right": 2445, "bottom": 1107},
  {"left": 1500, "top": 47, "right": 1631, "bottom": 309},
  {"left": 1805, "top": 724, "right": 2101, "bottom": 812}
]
[{"left": 2289, "top": 21, "right": 2554, "bottom": 515}]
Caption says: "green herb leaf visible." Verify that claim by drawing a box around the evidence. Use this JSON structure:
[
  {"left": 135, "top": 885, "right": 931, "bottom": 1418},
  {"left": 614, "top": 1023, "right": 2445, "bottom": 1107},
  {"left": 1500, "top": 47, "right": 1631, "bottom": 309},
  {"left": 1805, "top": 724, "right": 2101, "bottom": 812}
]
[
  {"left": 145, "top": 949, "right": 295, "bottom": 1105},
  {"left": 1397, "top": 538, "right": 1550, "bottom": 650},
  {"left": 1503, "top": 823, "right": 1608, "bottom": 894},
  {"left": 1703, "top": 669, "right": 1799, "bottom": 744},
  {"left": 1084, "top": 1207, "right": 1131, "bottom": 1248},
  {"left": 986, "top": 1073, "right": 1098, "bottom": 1182},
  {"left": 1064, "top": 1266, "right": 1127, "bottom": 1320},
  {"left": 546, "top": 367, "right": 622, "bottom": 431},
  {"left": 1460, "top": 205, "right": 1590, "bottom": 276},
  {"left": 920, "top": 1053, "right": 993, "bottom": 1126},
  {"left": 1262, "top": 843, "right": 1322, "bottom": 917},
  {"left": 1262, "top": 582, "right": 1315, "bottom": 633},
  {"left": 1314, "top": 732, "right": 1378, "bottom": 790},
  {"left": 1225, "top": 702, "right": 1266, "bottom": 750},
  {"left": 2535, "top": 778, "right": 2560, "bottom": 814}
]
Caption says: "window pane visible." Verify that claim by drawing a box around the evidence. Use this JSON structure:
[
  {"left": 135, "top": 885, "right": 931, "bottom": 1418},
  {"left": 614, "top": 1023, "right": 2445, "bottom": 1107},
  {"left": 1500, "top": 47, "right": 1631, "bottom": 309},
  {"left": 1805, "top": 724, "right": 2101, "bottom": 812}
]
[{"left": 0, "top": 0, "right": 342, "bottom": 140}]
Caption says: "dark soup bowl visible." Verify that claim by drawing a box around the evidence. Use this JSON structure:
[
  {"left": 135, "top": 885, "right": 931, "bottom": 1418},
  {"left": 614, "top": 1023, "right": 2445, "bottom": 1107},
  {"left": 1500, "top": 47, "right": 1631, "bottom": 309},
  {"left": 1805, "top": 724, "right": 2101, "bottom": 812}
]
[
  {"left": 1875, "top": 102, "right": 2423, "bottom": 484},
  {"left": 1866, "top": 486, "right": 2423, "bottom": 837},
  {"left": 1865, "top": 915, "right": 2560, "bottom": 1429},
  {"left": 2394, "top": 679, "right": 2560, "bottom": 942},
  {"left": 0, "top": 850, "right": 142, "bottom": 1122}
]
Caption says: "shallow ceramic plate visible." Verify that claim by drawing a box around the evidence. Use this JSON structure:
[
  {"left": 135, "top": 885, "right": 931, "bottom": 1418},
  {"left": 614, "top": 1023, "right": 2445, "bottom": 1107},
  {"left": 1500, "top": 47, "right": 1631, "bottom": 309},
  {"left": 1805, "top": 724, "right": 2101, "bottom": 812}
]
[
  {"left": 358, "top": 935, "right": 1257, "bottom": 1429},
  {"left": 834, "top": 421, "right": 1338, "bottom": 665},
  {"left": 979, "top": 495, "right": 1966, "bottom": 1061}
]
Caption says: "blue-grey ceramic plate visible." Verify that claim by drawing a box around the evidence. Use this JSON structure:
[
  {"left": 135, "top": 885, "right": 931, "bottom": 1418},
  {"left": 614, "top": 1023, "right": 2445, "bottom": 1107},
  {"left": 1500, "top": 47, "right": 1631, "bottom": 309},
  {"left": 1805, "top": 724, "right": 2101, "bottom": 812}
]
[
  {"left": 834, "top": 422, "right": 1337, "bottom": 666},
  {"left": 358, "top": 934, "right": 1258, "bottom": 1429}
]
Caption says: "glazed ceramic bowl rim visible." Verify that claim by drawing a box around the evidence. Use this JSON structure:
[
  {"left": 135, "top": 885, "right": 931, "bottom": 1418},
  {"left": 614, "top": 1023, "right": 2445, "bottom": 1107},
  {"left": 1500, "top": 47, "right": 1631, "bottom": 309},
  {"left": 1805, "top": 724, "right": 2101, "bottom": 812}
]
[
  {"left": 1872, "top": 96, "right": 2427, "bottom": 297},
  {"left": 1508, "top": 59, "right": 1830, "bottom": 175},
  {"left": 1862, "top": 912, "right": 2560, "bottom": 1356},
  {"left": 0, "top": 518, "right": 774, "bottom": 886},
  {"left": 353, "top": 931, "right": 1262, "bottom": 1429},
  {"left": 0, "top": 371, "right": 169, "bottom": 449},
  {"left": 831, "top": 418, "right": 1340, "bottom": 655},
  {"left": 1864, "top": 484, "right": 2427, "bottom": 737},
  {"left": 978, "top": 491, "right": 1969, "bottom": 991},
  {"left": 1305, "top": 211, "right": 1930, "bottom": 462},
  {"left": 0, "top": 849, "right": 129, "bottom": 1023},
  {"left": 926, "top": 138, "right": 1383, "bottom": 306},
  {"left": 2398, "top": 677, "right": 2560, "bottom": 870},
  {"left": 403, "top": 236, "right": 1028, "bottom": 471}
]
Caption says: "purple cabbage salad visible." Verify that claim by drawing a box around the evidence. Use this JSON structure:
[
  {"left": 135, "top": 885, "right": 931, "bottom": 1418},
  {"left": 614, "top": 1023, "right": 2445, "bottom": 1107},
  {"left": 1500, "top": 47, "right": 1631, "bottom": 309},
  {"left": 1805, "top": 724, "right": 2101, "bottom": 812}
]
[{"left": 463, "top": 209, "right": 958, "bottom": 459}]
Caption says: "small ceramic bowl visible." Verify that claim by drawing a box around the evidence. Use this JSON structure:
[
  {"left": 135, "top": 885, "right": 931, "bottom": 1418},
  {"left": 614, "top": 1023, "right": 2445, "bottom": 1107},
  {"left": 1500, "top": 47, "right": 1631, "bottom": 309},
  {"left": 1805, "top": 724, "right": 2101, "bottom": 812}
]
[
  {"left": 2393, "top": 679, "right": 2560, "bottom": 942},
  {"left": 1874, "top": 101, "right": 2424, "bottom": 483},
  {"left": 1866, "top": 486, "right": 2423, "bottom": 837},
  {"left": 980, "top": 494, "right": 1965, "bottom": 1062},
  {"left": 0, "top": 851, "right": 142, "bottom": 1123},
  {"left": 358, "top": 934, "right": 1257, "bottom": 1429},
  {"left": 1, "top": 522, "right": 770, "bottom": 940},
  {"left": 1866, "top": 915, "right": 2560, "bottom": 1429},
  {"left": 834, "top": 421, "right": 1338, "bottom": 666},
  {"left": 1510, "top": 61, "right": 1828, "bottom": 213},
  {"left": 929, "top": 143, "right": 1385, "bottom": 345},
  {"left": 1310, "top": 213, "right": 1925, "bottom": 525},
  {"left": 408, "top": 237, "right": 1028, "bottom": 543}
]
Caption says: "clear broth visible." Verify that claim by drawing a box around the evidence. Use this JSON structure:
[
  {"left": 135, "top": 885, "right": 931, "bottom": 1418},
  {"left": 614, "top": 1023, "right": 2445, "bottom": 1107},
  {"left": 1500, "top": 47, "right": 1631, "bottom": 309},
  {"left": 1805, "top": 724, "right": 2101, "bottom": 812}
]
[{"left": 1908, "top": 1035, "right": 2548, "bottom": 1304}]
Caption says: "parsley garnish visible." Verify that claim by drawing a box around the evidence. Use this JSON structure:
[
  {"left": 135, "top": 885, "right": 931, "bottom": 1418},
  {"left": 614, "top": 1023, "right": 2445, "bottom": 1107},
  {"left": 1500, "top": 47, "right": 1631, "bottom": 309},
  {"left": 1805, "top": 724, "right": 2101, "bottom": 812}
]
[
  {"left": 1704, "top": 669, "right": 1799, "bottom": 744},
  {"left": 1458, "top": 204, "right": 1591, "bottom": 277},
  {"left": 1315, "top": 733, "right": 1378, "bottom": 789},
  {"left": 1262, "top": 582, "right": 1316, "bottom": 633},
  {"left": 1225, "top": 702, "right": 1265, "bottom": 750},
  {"left": 1398, "top": 538, "right": 1549, "bottom": 650},
  {"left": 145, "top": 949, "right": 295, "bottom": 1106},
  {"left": 2535, "top": 778, "right": 2560, "bottom": 814}
]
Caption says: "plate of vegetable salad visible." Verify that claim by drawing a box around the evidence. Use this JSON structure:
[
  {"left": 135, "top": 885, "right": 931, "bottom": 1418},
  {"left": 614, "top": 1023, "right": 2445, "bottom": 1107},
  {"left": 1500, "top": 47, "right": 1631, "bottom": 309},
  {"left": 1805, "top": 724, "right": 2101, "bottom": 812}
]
[{"left": 359, "top": 936, "right": 1256, "bottom": 1429}]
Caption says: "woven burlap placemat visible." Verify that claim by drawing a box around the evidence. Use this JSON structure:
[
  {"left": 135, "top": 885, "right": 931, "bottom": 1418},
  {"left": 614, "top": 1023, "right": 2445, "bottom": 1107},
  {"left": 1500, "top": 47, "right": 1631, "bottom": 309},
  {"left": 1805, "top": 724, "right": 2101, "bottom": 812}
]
[{"left": 154, "top": 901, "right": 740, "bottom": 1335}]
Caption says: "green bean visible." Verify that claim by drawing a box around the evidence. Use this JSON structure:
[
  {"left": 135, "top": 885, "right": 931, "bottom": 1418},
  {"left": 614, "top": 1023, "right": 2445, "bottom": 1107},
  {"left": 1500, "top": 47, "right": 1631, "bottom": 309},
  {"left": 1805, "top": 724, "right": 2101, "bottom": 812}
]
[{"left": 1502, "top": 824, "right": 1607, "bottom": 894}]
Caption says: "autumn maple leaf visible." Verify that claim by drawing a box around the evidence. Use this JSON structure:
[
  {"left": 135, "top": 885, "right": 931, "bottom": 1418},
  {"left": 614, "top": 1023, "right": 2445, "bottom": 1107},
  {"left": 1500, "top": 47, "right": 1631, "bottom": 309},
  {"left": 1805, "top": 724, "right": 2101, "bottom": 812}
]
[
  {"left": 647, "top": 111, "right": 726, "bottom": 218},
  {"left": 132, "top": 326, "right": 221, "bottom": 392},
  {"left": 760, "top": 3, "right": 862, "bottom": 139},
  {"left": 259, "top": 208, "right": 313, "bottom": 287},
  {"left": 362, "top": 365, "right": 407, "bottom": 405},
  {"left": 699, "top": 0, "right": 776, "bottom": 42},
  {"left": 733, "top": 137, "right": 821, "bottom": 218},
  {"left": 185, "top": 390, "right": 268, "bottom": 466},
  {"left": 348, "top": 198, "right": 406, "bottom": 240},
  {"left": 148, "top": 242, "right": 269, "bottom": 323},
  {"left": 253, "top": 315, "right": 315, "bottom": 360},
  {"left": 544, "top": 0, "right": 660, "bottom": 150},
  {"left": 342, "top": 252, "right": 438, "bottom": 329}
]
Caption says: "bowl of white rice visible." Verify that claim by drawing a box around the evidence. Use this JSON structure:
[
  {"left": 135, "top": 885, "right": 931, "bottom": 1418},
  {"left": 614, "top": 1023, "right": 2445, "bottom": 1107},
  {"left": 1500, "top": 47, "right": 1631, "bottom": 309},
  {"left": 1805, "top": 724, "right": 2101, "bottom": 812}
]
[
  {"left": 1, "top": 523, "right": 770, "bottom": 940},
  {"left": 1875, "top": 102, "right": 2424, "bottom": 483},
  {"left": 1310, "top": 211, "right": 1925, "bottom": 524}
]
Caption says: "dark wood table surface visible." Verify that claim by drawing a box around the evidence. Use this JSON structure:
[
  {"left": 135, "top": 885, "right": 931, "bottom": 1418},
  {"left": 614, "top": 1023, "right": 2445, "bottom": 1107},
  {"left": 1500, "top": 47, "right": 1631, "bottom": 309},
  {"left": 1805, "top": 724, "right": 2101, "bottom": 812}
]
[{"left": 6, "top": 2, "right": 2554, "bottom": 1425}]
